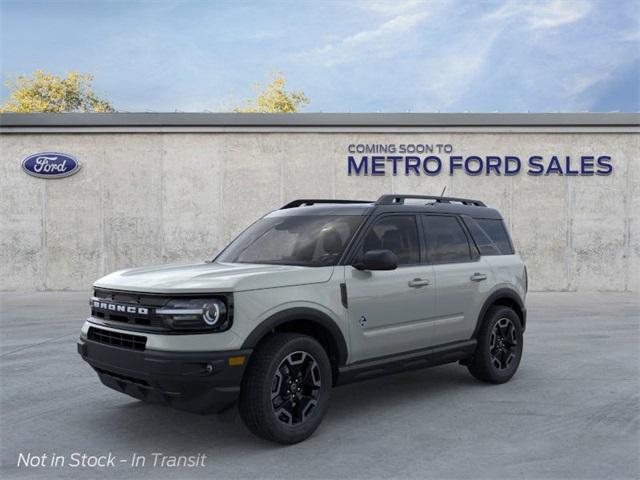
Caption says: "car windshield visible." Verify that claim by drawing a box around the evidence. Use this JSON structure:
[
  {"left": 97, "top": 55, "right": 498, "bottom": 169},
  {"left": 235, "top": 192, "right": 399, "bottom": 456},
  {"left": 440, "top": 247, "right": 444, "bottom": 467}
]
[{"left": 216, "top": 215, "right": 364, "bottom": 267}]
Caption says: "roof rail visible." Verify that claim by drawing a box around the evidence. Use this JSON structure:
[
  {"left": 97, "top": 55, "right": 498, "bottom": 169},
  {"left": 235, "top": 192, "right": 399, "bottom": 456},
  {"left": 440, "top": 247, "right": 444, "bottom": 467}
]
[
  {"left": 376, "top": 194, "right": 486, "bottom": 207},
  {"left": 281, "top": 199, "right": 373, "bottom": 209}
]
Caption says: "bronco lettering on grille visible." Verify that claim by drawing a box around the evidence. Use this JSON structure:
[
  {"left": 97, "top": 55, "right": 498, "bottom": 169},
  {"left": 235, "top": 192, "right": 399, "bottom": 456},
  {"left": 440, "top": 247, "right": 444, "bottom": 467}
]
[{"left": 92, "top": 301, "right": 149, "bottom": 315}]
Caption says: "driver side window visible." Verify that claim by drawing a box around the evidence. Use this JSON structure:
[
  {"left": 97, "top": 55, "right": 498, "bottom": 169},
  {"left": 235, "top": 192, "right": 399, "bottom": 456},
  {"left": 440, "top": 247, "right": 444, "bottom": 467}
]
[{"left": 361, "top": 216, "right": 420, "bottom": 265}]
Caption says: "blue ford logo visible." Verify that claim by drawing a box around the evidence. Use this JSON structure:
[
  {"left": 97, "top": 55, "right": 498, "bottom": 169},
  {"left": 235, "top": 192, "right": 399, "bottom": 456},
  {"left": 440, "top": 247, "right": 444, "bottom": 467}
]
[{"left": 21, "top": 152, "right": 81, "bottom": 179}]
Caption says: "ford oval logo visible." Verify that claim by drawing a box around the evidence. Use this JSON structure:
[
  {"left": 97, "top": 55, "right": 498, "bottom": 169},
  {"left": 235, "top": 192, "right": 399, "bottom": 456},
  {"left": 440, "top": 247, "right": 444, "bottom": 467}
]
[{"left": 21, "top": 152, "right": 81, "bottom": 179}]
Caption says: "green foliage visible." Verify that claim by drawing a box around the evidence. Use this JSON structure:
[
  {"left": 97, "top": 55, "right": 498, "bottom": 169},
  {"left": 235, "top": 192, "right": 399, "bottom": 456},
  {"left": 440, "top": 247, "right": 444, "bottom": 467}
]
[
  {"left": 234, "top": 73, "right": 309, "bottom": 113},
  {"left": 1, "top": 70, "right": 114, "bottom": 113}
]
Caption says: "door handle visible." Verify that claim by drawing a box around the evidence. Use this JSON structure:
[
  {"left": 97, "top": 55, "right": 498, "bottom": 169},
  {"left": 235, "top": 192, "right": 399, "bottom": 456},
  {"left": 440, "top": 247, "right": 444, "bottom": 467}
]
[
  {"left": 470, "top": 272, "right": 487, "bottom": 282},
  {"left": 408, "top": 278, "right": 431, "bottom": 288}
]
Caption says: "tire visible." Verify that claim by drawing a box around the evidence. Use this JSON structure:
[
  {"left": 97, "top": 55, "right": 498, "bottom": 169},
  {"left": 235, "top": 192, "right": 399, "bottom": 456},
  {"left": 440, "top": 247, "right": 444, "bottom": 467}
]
[
  {"left": 238, "top": 333, "right": 332, "bottom": 444},
  {"left": 467, "top": 306, "right": 523, "bottom": 384}
]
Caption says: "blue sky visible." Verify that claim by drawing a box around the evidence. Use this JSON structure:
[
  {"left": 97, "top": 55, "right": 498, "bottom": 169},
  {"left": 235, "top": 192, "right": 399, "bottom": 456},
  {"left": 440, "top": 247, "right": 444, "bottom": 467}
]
[{"left": 1, "top": 0, "right": 638, "bottom": 112}]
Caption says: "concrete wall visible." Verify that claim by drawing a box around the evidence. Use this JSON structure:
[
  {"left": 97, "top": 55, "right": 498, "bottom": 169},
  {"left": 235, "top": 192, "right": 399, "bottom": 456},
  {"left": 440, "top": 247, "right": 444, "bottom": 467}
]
[{"left": 1, "top": 122, "right": 638, "bottom": 291}]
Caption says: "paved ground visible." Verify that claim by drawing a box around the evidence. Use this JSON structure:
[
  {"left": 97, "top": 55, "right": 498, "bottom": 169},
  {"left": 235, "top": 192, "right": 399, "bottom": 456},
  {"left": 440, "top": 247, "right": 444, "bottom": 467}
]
[{"left": 0, "top": 291, "right": 638, "bottom": 480}]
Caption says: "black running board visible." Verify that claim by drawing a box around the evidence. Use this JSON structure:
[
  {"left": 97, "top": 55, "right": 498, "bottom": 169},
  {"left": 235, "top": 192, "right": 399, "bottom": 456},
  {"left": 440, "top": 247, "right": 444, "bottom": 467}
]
[{"left": 336, "top": 339, "right": 477, "bottom": 385}]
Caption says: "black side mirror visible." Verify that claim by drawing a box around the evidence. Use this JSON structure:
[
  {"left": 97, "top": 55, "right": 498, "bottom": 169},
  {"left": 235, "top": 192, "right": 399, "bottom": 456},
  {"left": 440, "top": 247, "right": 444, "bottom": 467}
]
[{"left": 354, "top": 249, "right": 398, "bottom": 271}]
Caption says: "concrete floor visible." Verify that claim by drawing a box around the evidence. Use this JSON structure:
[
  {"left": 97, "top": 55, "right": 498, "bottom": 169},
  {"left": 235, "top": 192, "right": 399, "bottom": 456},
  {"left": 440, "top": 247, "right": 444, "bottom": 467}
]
[{"left": 0, "top": 291, "right": 638, "bottom": 480}]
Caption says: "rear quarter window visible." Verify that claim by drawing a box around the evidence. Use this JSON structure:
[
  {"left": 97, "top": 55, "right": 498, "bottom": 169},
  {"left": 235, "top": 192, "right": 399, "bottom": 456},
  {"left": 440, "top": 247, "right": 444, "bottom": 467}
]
[{"left": 466, "top": 218, "right": 515, "bottom": 255}]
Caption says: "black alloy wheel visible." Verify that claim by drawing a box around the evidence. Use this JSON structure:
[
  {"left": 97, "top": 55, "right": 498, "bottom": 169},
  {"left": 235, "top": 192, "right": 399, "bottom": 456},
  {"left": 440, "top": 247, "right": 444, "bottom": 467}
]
[
  {"left": 490, "top": 317, "right": 518, "bottom": 370},
  {"left": 271, "top": 351, "right": 322, "bottom": 426},
  {"left": 239, "top": 333, "right": 332, "bottom": 444},
  {"left": 467, "top": 305, "right": 523, "bottom": 384}
]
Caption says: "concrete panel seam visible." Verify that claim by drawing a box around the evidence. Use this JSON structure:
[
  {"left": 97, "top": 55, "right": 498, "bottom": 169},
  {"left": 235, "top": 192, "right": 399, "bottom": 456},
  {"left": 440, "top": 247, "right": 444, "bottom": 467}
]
[
  {"left": 160, "top": 134, "right": 166, "bottom": 262},
  {"left": 331, "top": 137, "right": 336, "bottom": 198},
  {"left": 390, "top": 168, "right": 396, "bottom": 194},
  {"left": 623, "top": 148, "right": 631, "bottom": 292},
  {"left": 42, "top": 180, "right": 48, "bottom": 291},
  {"left": 218, "top": 137, "right": 226, "bottom": 250},
  {"left": 566, "top": 174, "right": 573, "bottom": 291},
  {"left": 279, "top": 138, "right": 285, "bottom": 205},
  {"left": 508, "top": 174, "right": 514, "bottom": 235},
  {"left": 100, "top": 137, "right": 107, "bottom": 279}
]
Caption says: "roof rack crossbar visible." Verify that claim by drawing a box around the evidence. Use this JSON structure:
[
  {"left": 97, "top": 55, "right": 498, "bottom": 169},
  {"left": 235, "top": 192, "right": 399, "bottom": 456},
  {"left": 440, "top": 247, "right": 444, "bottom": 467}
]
[
  {"left": 281, "top": 199, "right": 373, "bottom": 209},
  {"left": 376, "top": 194, "right": 486, "bottom": 207}
]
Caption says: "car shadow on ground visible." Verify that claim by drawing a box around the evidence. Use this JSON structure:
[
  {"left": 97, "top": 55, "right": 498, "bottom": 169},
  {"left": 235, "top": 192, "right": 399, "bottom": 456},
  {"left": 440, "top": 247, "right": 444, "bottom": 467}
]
[{"left": 73, "top": 363, "right": 483, "bottom": 450}]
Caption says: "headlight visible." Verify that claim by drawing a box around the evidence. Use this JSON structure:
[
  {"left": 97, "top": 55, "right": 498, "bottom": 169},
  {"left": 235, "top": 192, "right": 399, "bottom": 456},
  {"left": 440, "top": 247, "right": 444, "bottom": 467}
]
[
  {"left": 203, "top": 302, "right": 222, "bottom": 326},
  {"left": 156, "top": 298, "right": 231, "bottom": 332}
]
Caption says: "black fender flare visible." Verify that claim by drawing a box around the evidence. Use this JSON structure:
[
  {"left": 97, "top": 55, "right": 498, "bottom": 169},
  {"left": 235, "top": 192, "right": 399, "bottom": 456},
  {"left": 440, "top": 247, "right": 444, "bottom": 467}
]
[
  {"left": 473, "top": 288, "right": 526, "bottom": 338},
  {"left": 241, "top": 307, "right": 349, "bottom": 366}
]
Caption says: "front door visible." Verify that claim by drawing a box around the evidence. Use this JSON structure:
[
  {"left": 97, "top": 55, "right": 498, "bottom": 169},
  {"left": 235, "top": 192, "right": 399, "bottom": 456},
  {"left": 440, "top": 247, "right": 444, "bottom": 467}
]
[{"left": 345, "top": 214, "right": 437, "bottom": 363}]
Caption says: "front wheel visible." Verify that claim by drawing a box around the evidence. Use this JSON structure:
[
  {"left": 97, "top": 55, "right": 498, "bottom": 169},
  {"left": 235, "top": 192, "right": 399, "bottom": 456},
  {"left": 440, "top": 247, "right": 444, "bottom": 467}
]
[
  {"left": 238, "top": 333, "right": 332, "bottom": 444},
  {"left": 467, "top": 306, "right": 523, "bottom": 384}
]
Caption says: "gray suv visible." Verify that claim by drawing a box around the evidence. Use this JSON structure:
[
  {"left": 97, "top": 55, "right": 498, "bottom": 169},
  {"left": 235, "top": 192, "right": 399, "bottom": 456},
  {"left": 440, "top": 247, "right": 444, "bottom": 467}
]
[{"left": 78, "top": 194, "right": 527, "bottom": 444}]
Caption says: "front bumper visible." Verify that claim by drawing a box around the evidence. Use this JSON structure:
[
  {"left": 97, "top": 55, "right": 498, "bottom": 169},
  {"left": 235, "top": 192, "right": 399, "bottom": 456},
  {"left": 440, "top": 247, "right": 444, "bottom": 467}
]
[{"left": 77, "top": 337, "right": 251, "bottom": 413}]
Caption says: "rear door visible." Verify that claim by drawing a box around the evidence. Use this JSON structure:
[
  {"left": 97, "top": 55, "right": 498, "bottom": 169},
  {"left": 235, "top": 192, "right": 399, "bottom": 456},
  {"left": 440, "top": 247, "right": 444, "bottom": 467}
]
[
  {"left": 345, "top": 214, "right": 437, "bottom": 362},
  {"left": 421, "top": 214, "right": 492, "bottom": 344}
]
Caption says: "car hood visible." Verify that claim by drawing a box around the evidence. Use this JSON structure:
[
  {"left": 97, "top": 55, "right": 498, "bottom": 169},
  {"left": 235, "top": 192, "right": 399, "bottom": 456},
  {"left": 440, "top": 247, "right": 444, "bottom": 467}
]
[{"left": 93, "top": 262, "right": 335, "bottom": 294}]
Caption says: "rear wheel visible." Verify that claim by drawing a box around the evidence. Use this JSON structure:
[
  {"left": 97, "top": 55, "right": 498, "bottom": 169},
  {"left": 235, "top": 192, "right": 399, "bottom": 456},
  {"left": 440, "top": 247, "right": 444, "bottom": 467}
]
[
  {"left": 468, "top": 306, "right": 523, "bottom": 384},
  {"left": 238, "top": 333, "right": 332, "bottom": 444}
]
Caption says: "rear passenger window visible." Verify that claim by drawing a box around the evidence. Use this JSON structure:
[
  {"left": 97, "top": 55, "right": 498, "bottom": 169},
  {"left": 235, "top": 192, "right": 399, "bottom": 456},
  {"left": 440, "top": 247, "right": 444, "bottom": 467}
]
[
  {"left": 475, "top": 218, "right": 514, "bottom": 255},
  {"left": 361, "top": 216, "right": 420, "bottom": 265},
  {"left": 422, "top": 216, "right": 472, "bottom": 264}
]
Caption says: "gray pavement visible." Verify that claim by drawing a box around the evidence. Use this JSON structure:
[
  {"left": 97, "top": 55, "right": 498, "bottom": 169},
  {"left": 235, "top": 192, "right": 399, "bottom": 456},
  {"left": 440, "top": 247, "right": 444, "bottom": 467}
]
[{"left": 1, "top": 291, "right": 638, "bottom": 480}]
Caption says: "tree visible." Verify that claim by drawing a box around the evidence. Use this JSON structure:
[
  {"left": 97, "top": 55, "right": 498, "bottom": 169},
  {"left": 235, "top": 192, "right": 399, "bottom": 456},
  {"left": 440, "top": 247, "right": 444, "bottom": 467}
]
[
  {"left": 1, "top": 70, "right": 114, "bottom": 113},
  {"left": 234, "top": 73, "right": 309, "bottom": 113}
]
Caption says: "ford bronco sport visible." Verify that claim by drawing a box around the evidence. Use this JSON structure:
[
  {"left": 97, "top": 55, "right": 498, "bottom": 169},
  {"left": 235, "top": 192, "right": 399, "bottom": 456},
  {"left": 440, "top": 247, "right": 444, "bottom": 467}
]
[{"left": 78, "top": 194, "right": 527, "bottom": 444}]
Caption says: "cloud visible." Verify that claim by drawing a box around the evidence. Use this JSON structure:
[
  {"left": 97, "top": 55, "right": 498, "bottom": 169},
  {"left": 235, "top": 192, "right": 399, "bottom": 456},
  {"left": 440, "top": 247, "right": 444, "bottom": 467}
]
[
  {"left": 303, "top": 11, "right": 429, "bottom": 66},
  {"left": 529, "top": 0, "right": 593, "bottom": 28},
  {"left": 619, "top": 28, "right": 640, "bottom": 43},
  {"left": 566, "top": 72, "right": 611, "bottom": 98},
  {"left": 355, "top": 0, "right": 429, "bottom": 15},
  {"left": 244, "top": 30, "right": 284, "bottom": 41},
  {"left": 486, "top": 0, "right": 593, "bottom": 29},
  {"left": 418, "top": 29, "right": 501, "bottom": 109},
  {"left": 581, "top": 59, "right": 640, "bottom": 111}
]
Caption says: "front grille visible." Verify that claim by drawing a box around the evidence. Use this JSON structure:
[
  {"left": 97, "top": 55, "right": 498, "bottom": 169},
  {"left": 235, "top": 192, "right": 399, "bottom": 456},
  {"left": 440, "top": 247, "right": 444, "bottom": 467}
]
[
  {"left": 88, "top": 326, "right": 147, "bottom": 351},
  {"left": 91, "top": 288, "right": 170, "bottom": 331},
  {"left": 92, "top": 310, "right": 152, "bottom": 326}
]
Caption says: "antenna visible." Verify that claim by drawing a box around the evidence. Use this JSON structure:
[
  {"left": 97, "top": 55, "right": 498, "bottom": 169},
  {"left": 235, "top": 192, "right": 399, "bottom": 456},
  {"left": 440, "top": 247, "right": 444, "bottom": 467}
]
[{"left": 440, "top": 186, "right": 447, "bottom": 197}]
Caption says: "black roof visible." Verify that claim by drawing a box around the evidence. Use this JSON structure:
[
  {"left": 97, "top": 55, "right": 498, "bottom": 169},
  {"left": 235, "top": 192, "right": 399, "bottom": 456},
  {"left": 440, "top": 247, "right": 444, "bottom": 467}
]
[{"left": 270, "top": 195, "right": 503, "bottom": 220}]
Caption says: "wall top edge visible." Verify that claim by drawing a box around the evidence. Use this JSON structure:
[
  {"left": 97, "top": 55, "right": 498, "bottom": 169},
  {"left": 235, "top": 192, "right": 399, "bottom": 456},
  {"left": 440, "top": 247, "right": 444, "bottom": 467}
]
[{"left": 1, "top": 112, "right": 639, "bottom": 128}]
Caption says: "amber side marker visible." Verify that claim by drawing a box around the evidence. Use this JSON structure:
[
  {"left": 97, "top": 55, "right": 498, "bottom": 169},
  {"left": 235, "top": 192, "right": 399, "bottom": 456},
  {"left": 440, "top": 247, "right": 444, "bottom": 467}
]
[{"left": 228, "top": 356, "right": 246, "bottom": 366}]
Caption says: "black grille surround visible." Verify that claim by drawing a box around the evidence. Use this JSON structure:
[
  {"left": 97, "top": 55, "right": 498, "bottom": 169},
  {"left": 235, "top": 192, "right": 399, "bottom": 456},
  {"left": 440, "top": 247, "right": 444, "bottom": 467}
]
[
  {"left": 89, "top": 288, "right": 234, "bottom": 335},
  {"left": 90, "top": 288, "right": 171, "bottom": 332},
  {"left": 88, "top": 326, "right": 147, "bottom": 351}
]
